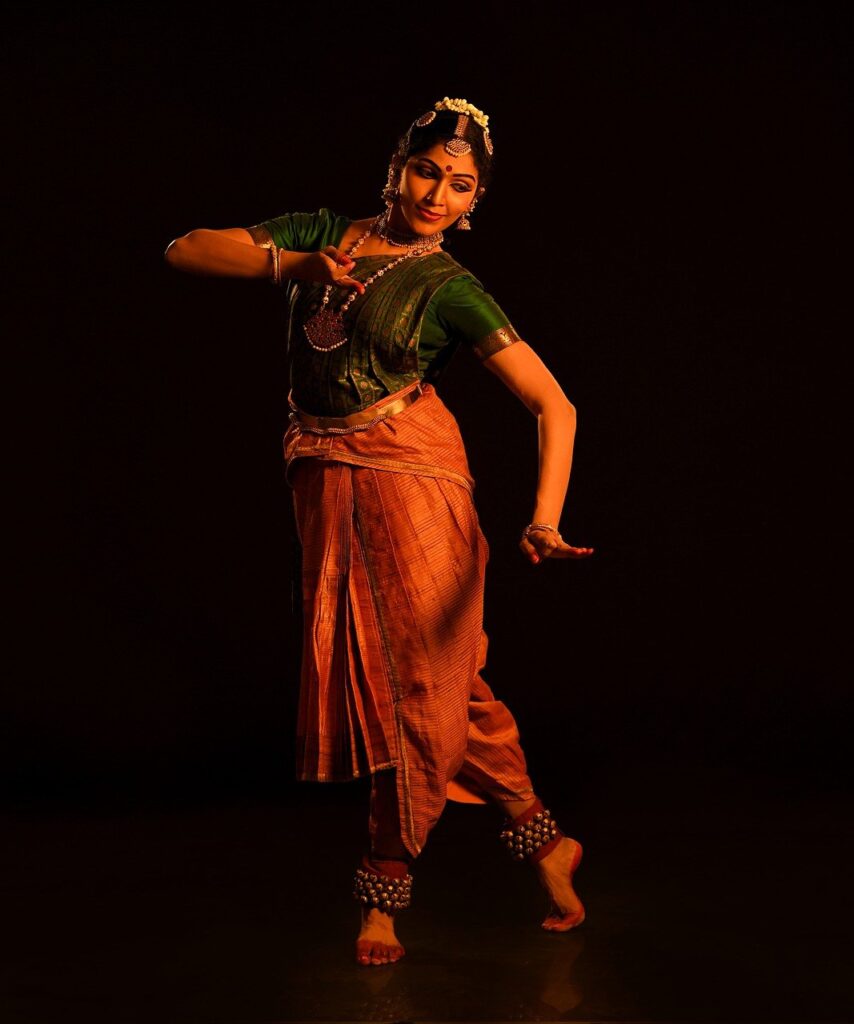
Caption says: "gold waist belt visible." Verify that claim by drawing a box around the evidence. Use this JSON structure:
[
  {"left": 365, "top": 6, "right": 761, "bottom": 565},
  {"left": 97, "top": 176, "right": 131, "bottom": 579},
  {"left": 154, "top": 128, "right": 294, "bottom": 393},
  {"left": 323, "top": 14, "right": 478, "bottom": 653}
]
[{"left": 288, "top": 382, "right": 424, "bottom": 435}]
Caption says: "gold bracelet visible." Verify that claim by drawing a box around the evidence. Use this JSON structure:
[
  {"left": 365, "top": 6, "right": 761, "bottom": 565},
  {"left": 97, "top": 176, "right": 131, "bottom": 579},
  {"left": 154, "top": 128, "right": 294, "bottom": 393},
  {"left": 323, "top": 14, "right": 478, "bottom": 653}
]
[
  {"left": 523, "top": 522, "right": 561, "bottom": 539},
  {"left": 261, "top": 241, "right": 280, "bottom": 286}
]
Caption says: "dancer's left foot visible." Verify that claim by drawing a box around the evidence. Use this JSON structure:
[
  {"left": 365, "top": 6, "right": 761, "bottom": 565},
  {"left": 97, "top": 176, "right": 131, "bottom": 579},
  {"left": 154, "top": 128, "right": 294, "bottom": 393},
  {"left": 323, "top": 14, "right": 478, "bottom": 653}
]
[
  {"left": 355, "top": 906, "right": 406, "bottom": 965},
  {"left": 535, "top": 836, "right": 585, "bottom": 931}
]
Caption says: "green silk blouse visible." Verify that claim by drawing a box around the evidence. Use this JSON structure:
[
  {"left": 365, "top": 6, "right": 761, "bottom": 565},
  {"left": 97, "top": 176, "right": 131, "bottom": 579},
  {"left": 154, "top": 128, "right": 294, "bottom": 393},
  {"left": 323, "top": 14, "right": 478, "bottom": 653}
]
[{"left": 253, "top": 208, "right": 521, "bottom": 416}]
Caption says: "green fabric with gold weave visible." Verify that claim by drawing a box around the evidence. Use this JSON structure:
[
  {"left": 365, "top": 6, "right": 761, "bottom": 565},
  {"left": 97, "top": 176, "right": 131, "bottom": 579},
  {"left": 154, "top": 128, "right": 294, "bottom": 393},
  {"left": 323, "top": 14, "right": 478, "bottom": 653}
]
[{"left": 256, "top": 208, "right": 521, "bottom": 417}]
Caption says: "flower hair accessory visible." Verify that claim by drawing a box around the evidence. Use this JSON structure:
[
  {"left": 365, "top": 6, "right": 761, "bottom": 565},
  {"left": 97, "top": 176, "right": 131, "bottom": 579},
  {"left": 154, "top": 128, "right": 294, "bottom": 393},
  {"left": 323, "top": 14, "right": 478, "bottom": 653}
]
[{"left": 435, "top": 97, "right": 489, "bottom": 129}]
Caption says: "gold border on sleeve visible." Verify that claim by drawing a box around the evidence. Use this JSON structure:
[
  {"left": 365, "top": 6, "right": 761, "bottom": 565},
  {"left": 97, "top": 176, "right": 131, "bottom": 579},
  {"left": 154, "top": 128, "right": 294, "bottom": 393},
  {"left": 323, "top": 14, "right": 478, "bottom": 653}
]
[{"left": 473, "top": 324, "right": 523, "bottom": 361}]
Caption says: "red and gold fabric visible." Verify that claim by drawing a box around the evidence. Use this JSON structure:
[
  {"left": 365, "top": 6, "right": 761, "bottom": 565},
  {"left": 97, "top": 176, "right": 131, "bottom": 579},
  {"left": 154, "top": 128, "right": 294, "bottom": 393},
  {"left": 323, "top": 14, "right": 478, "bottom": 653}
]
[{"left": 287, "top": 382, "right": 536, "bottom": 858}]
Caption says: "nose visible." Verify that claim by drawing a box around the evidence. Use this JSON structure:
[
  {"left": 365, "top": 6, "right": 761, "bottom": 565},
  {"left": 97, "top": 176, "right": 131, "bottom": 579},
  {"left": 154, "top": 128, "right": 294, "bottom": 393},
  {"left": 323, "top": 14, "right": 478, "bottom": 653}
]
[{"left": 425, "top": 178, "right": 449, "bottom": 207}]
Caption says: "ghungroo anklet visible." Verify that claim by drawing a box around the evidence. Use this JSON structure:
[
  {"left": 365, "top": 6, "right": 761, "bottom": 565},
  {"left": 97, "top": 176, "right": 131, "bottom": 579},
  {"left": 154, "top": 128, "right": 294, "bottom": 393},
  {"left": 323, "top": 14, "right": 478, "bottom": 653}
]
[
  {"left": 353, "top": 867, "right": 413, "bottom": 914},
  {"left": 500, "top": 797, "right": 564, "bottom": 864}
]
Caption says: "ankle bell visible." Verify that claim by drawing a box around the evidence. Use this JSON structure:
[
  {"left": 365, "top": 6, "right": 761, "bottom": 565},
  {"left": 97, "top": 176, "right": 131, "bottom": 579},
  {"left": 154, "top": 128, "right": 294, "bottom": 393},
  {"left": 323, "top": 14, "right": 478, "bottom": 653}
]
[
  {"left": 499, "top": 798, "right": 563, "bottom": 864},
  {"left": 353, "top": 867, "right": 413, "bottom": 914}
]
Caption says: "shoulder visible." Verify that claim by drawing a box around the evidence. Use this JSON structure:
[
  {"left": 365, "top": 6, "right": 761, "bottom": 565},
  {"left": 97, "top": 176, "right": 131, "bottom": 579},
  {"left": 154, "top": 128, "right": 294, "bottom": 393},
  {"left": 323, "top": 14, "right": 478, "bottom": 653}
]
[
  {"left": 434, "top": 251, "right": 483, "bottom": 283},
  {"left": 430, "top": 254, "right": 490, "bottom": 309},
  {"left": 426, "top": 255, "right": 515, "bottom": 353}
]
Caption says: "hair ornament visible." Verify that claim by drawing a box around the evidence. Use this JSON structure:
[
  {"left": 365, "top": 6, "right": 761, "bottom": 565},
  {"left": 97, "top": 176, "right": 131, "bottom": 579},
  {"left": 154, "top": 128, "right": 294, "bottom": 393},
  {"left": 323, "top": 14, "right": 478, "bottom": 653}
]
[
  {"left": 409, "top": 98, "right": 493, "bottom": 158},
  {"left": 434, "top": 97, "right": 489, "bottom": 130},
  {"left": 443, "top": 112, "right": 472, "bottom": 157}
]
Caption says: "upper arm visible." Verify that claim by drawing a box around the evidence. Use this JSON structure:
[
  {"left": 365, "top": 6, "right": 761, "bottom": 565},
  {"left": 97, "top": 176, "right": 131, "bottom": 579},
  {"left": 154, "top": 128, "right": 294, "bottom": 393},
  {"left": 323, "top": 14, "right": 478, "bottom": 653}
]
[
  {"left": 481, "top": 341, "right": 573, "bottom": 417},
  {"left": 432, "top": 275, "right": 573, "bottom": 416},
  {"left": 217, "top": 227, "right": 256, "bottom": 244},
  {"left": 170, "top": 210, "right": 345, "bottom": 254},
  {"left": 168, "top": 226, "right": 256, "bottom": 250}
]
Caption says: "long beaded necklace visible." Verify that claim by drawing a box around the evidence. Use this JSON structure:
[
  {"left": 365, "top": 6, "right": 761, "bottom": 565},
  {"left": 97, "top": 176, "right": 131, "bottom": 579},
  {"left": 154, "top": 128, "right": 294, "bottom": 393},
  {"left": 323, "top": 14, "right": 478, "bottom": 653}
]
[{"left": 303, "top": 217, "right": 443, "bottom": 352}]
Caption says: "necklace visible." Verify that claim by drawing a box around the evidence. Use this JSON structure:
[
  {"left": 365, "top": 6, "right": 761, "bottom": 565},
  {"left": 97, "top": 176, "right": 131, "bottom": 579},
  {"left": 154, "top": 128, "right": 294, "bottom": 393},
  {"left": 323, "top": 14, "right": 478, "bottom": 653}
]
[
  {"left": 303, "top": 217, "right": 441, "bottom": 352},
  {"left": 375, "top": 207, "right": 444, "bottom": 248}
]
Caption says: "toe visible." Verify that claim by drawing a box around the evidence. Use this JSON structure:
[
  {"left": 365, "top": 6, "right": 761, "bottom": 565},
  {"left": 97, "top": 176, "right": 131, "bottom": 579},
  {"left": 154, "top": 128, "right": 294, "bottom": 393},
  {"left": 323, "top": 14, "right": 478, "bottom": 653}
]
[{"left": 543, "top": 908, "right": 585, "bottom": 932}]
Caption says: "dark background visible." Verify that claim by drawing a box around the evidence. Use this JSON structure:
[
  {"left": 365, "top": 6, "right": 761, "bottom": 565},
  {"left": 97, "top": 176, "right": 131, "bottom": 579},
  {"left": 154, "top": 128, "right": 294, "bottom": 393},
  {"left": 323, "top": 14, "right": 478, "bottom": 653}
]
[{"left": 7, "top": 3, "right": 850, "bottom": 826}]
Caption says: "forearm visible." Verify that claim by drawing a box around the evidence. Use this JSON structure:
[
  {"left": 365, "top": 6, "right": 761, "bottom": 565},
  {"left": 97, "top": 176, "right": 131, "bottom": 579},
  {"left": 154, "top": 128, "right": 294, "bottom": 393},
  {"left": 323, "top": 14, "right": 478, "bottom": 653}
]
[
  {"left": 531, "top": 400, "right": 577, "bottom": 527},
  {"left": 164, "top": 229, "right": 307, "bottom": 280}
]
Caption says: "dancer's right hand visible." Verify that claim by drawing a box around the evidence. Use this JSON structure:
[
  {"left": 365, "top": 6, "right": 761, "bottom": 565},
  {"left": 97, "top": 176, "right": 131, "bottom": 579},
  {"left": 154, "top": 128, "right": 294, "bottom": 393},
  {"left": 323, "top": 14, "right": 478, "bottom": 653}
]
[{"left": 293, "top": 246, "right": 366, "bottom": 294}]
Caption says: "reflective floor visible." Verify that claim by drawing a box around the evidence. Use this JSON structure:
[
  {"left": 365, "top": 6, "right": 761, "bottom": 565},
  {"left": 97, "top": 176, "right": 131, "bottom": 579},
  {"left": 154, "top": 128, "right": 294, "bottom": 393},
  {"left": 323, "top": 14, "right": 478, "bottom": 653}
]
[{"left": 2, "top": 771, "right": 851, "bottom": 1023}]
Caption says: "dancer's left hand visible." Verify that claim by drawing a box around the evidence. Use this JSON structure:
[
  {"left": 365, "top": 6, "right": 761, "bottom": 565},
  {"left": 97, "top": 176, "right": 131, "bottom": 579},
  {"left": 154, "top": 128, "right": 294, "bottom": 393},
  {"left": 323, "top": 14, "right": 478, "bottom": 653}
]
[{"left": 519, "top": 530, "right": 595, "bottom": 565}]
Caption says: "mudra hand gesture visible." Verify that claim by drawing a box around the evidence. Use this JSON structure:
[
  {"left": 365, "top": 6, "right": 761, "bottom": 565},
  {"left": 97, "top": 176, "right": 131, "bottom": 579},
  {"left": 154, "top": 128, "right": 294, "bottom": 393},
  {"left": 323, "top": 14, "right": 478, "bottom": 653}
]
[
  {"left": 519, "top": 524, "right": 594, "bottom": 565},
  {"left": 297, "top": 246, "right": 366, "bottom": 295}
]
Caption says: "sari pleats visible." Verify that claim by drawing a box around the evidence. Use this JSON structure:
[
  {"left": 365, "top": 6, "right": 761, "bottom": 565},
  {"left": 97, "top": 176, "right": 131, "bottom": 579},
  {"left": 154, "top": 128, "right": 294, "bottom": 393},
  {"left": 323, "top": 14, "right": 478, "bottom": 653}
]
[{"left": 289, "top": 384, "right": 535, "bottom": 858}]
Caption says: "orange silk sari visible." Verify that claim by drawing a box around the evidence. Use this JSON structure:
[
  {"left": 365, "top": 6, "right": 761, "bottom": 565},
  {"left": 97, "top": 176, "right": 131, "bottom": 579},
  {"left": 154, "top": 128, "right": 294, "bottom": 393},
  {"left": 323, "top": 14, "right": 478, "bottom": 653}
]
[{"left": 286, "top": 382, "right": 535, "bottom": 858}]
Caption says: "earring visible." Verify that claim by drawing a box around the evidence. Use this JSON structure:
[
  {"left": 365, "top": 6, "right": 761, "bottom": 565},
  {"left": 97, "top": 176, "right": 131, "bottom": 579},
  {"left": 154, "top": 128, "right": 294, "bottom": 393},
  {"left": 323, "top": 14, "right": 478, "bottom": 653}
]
[
  {"left": 456, "top": 193, "right": 480, "bottom": 231},
  {"left": 381, "top": 165, "right": 401, "bottom": 206},
  {"left": 382, "top": 183, "right": 401, "bottom": 205},
  {"left": 381, "top": 145, "right": 408, "bottom": 206},
  {"left": 381, "top": 161, "right": 401, "bottom": 206}
]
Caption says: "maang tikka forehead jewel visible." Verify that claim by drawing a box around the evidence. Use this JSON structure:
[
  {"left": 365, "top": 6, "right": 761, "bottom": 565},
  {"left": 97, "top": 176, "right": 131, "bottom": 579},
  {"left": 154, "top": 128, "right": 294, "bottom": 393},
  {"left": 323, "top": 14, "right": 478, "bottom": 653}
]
[{"left": 414, "top": 108, "right": 471, "bottom": 155}]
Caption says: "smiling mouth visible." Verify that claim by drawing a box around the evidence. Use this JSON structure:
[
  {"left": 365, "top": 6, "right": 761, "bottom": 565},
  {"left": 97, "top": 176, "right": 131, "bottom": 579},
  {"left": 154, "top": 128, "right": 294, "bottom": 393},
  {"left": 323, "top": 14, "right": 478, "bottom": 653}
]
[{"left": 416, "top": 206, "right": 444, "bottom": 219}]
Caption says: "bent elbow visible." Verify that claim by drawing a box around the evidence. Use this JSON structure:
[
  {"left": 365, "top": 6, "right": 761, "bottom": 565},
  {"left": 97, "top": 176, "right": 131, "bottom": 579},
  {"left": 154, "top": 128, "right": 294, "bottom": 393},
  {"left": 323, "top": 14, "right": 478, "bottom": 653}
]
[
  {"left": 563, "top": 400, "right": 577, "bottom": 435},
  {"left": 538, "top": 395, "right": 576, "bottom": 421},
  {"left": 164, "top": 237, "right": 181, "bottom": 264},
  {"left": 164, "top": 234, "right": 193, "bottom": 268}
]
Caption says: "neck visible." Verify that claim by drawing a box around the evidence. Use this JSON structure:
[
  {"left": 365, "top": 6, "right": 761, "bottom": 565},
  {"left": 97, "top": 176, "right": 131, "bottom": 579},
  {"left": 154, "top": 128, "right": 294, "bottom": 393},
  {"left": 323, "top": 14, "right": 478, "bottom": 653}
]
[
  {"left": 384, "top": 203, "right": 417, "bottom": 237},
  {"left": 379, "top": 205, "right": 442, "bottom": 246}
]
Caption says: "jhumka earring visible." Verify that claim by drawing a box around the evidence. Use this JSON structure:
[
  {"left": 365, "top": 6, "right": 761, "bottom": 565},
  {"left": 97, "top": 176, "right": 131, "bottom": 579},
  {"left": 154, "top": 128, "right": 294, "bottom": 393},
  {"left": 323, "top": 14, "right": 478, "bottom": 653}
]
[
  {"left": 381, "top": 126, "right": 412, "bottom": 206},
  {"left": 381, "top": 161, "right": 401, "bottom": 205},
  {"left": 456, "top": 192, "right": 481, "bottom": 231}
]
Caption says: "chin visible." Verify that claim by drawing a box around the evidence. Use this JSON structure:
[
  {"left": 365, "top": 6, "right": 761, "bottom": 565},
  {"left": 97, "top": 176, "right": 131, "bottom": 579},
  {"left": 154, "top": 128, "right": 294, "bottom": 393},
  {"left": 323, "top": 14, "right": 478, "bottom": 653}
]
[
  {"left": 417, "top": 211, "right": 449, "bottom": 230},
  {"left": 395, "top": 201, "right": 444, "bottom": 235}
]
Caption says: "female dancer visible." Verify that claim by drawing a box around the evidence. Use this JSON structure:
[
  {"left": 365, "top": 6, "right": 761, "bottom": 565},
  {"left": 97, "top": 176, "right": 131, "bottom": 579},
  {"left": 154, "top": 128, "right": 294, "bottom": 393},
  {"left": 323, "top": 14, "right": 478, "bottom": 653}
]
[{"left": 165, "top": 97, "right": 594, "bottom": 966}]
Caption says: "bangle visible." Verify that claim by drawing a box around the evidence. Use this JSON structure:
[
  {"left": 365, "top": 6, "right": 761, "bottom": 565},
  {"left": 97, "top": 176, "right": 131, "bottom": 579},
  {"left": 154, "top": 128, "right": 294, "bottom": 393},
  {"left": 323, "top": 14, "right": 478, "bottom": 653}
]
[
  {"left": 523, "top": 522, "right": 561, "bottom": 539},
  {"left": 261, "top": 241, "right": 281, "bottom": 286}
]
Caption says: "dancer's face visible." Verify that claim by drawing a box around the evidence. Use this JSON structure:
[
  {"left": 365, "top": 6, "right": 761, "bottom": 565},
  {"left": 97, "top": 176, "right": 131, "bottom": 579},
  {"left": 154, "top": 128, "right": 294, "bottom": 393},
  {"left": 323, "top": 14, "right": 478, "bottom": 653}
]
[{"left": 393, "top": 141, "right": 482, "bottom": 236}]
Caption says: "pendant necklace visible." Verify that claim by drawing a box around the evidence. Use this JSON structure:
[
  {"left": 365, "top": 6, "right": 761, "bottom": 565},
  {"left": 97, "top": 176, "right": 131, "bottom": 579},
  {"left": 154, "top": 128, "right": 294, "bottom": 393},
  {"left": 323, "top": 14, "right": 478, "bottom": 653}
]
[{"left": 303, "top": 216, "right": 443, "bottom": 352}]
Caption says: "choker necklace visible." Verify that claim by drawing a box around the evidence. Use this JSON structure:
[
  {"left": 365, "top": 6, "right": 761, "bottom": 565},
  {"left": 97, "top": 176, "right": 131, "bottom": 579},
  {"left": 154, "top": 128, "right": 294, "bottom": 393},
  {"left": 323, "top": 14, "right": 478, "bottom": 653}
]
[
  {"left": 303, "top": 217, "right": 438, "bottom": 352},
  {"left": 375, "top": 207, "right": 444, "bottom": 249}
]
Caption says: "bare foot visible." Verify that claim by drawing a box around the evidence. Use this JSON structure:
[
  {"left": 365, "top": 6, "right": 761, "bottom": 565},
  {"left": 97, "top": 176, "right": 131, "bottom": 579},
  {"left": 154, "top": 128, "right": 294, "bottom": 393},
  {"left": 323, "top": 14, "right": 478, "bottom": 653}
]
[
  {"left": 355, "top": 906, "right": 406, "bottom": 965},
  {"left": 535, "top": 837, "right": 585, "bottom": 931}
]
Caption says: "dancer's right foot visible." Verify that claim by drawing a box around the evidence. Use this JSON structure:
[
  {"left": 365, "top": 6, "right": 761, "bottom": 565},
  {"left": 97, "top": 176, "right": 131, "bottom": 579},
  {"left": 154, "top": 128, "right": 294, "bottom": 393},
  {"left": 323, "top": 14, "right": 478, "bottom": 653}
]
[
  {"left": 535, "top": 836, "right": 585, "bottom": 931},
  {"left": 355, "top": 906, "right": 405, "bottom": 965}
]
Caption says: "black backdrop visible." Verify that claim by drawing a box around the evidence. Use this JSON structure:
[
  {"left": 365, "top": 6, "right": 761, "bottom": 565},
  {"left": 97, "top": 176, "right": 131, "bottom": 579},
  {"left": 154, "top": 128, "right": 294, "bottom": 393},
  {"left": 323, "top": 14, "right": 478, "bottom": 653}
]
[{"left": 8, "top": 3, "right": 850, "bottom": 819}]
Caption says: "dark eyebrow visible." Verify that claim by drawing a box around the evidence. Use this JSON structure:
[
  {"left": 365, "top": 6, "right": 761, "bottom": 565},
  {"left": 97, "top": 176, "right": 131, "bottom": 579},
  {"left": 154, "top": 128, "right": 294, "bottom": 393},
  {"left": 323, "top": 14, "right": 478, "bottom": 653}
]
[{"left": 416, "top": 156, "right": 476, "bottom": 182}]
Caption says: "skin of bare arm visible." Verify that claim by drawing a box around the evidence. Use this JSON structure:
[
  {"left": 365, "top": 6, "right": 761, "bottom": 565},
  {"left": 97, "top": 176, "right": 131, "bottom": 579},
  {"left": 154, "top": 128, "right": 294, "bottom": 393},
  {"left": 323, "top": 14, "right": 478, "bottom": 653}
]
[
  {"left": 482, "top": 341, "right": 594, "bottom": 566},
  {"left": 163, "top": 227, "right": 366, "bottom": 293}
]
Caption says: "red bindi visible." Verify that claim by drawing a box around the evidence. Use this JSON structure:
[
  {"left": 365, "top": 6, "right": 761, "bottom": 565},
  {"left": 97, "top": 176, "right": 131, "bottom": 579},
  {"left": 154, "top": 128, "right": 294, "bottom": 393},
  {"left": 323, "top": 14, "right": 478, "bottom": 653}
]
[{"left": 445, "top": 165, "right": 453, "bottom": 172}]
